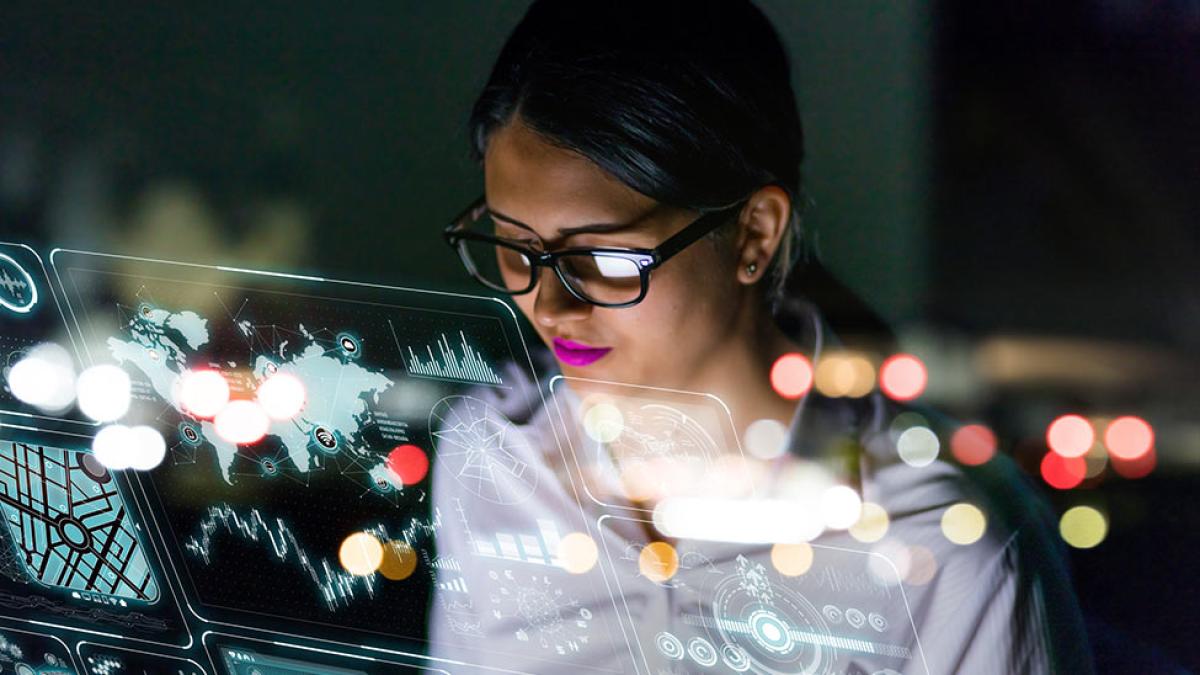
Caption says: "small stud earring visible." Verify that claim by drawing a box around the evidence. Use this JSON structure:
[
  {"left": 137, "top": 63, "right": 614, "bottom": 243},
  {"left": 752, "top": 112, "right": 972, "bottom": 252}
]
[{"left": 745, "top": 262, "right": 758, "bottom": 276}]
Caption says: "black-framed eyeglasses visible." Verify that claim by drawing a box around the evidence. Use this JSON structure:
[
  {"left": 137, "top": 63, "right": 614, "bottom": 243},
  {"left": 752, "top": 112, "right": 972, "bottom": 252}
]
[{"left": 443, "top": 196, "right": 746, "bottom": 308}]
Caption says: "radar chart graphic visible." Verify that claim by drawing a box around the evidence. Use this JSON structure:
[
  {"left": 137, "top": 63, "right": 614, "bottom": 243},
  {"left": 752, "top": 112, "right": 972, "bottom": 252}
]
[
  {"left": 0, "top": 441, "right": 159, "bottom": 603},
  {"left": 0, "top": 252, "right": 37, "bottom": 314},
  {"left": 429, "top": 396, "right": 537, "bottom": 505}
]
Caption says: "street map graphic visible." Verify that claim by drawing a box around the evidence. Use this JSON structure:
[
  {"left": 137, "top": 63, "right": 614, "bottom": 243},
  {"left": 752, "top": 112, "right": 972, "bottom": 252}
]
[{"left": 0, "top": 441, "right": 159, "bottom": 603}]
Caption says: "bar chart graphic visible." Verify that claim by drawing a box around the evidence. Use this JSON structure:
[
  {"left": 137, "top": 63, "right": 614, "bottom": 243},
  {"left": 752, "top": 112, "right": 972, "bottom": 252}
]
[
  {"left": 402, "top": 330, "right": 503, "bottom": 385},
  {"left": 470, "top": 519, "right": 564, "bottom": 567}
]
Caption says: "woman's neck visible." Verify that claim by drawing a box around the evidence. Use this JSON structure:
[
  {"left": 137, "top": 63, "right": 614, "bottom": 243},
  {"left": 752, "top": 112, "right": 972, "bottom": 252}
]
[{"left": 684, "top": 299, "right": 806, "bottom": 437}]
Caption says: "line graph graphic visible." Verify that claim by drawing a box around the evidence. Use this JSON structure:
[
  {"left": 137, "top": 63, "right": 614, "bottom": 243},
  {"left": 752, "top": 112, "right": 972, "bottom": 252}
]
[
  {"left": 183, "top": 504, "right": 444, "bottom": 612},
  {"left": 0, "top": 252, "right": 37, "bottom": 314},
  {"left": 0, "top": 441, "right": 159, "bottom": 603},
  {"left": 184, "top": 505, "right": 380, "bottom": 612},
  {"left": 402, "top": 330, "right": 503, "bottom": 385},
  {"left": 0, "top": 270, "right": 27, "bottom": 296}
]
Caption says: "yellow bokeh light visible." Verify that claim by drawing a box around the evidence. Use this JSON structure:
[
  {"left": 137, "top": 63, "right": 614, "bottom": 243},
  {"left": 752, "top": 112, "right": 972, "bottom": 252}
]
[
  {"left": 1060, "top": 506, "right": 1108, "bottom": 549},
  {"left": 558, "top": 532, "right": 599, "bottom": 574},
  {"left": 771, "top": 543, "right": 814, "bottom": 576},
  {"left": 338, "top": 531, "right": 384, "bottom": 576},
  {"left": 814, "top": 352, "right": 875, "bottom": 398},
  {"left": 378, "top": 540, "right": 418, "bottom": 581},
  {"left": 638, "top": 541, "right": 679, "bottom": 583},
  {"left": 941, "top": 503, "right": 987, "bottom": 545},
  {"left": 583, "top": 401, "right": 624, "bottom": 443},
  {"left": 849, "top": 502, "right": 890, "bottom": 543}
]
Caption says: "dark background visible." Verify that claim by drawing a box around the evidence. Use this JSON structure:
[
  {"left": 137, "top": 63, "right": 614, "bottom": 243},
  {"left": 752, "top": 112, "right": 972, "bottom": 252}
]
[{"left": 2, "top": 1, "right": 1197, "bottom": 669}]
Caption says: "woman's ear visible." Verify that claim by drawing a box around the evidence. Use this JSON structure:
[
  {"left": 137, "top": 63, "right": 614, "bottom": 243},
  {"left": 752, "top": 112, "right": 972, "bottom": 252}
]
[{"left": 734, "top": 184, "right": 791, "bottom": 284}]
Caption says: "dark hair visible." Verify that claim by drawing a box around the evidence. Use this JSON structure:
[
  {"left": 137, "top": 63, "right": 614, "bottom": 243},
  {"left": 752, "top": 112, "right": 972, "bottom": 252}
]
[{"left": 467, "top": 0, "right": 808, "bottom": 305}]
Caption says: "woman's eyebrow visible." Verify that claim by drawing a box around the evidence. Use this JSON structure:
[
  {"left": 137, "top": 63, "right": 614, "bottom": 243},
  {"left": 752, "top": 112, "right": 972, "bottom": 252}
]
[{"left": 487, "top": 208, "right": 635, "bottom": 236}]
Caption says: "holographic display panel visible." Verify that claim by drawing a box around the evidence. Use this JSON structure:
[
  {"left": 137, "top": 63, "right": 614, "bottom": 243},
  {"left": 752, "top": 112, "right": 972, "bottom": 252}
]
[
  {"left": 50, "top": 250, "right": 628, "bottom": 668},
  {"left": 0, "top": 242, "right": 88, "bottom": 427},
  {"left": 597, "top": 514, "right": 930, "bottom": 675},
  {"left": 0, "top": 425, "right": 189, "bottom": 647}
]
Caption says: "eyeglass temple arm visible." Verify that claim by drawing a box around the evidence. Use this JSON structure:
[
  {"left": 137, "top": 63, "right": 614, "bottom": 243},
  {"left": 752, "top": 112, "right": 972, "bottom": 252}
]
[{"left": 652, "top": 204, "right": 742, "bottom": 265}]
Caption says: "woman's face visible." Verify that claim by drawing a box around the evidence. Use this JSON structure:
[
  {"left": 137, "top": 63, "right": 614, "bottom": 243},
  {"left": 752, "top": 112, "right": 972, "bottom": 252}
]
[{"left": 483, "top": 119, "right": 747, "bottom": 389}]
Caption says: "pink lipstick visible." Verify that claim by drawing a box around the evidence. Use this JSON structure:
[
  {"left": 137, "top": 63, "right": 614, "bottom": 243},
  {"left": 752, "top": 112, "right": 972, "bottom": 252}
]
[{"left": 552, "top": 337, "right": 612, "bottom": 367}]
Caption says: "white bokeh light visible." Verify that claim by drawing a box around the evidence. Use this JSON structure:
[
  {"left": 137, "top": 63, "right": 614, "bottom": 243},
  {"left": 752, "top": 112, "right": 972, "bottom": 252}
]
[
  {"left": 743, "top": 418, "right": 788, "bottom": 460},
  {"left": 7, "top": 342, "right": 76, "bottom": 411},
  {"left": 820, "top": 485, "right": 864, "bottom": 530},
  {"left": 257, "top": 373, "right": 306, "bottom": 420},
  {"left": 214, "top": 400, "right": 270, "bottom": 445},
  {"left": 92, "top": 424, "right": 134, "bottom": 470},
  {"left": 128, "top": 425, "right": 167, "bottom": 470},
  {"left": 76, "top": 364, "right": 132, "bottom": 422},
  {"left": 897, "top": 426, "right": 940, "bottom": 468},
  {"left": 179, "top": 369, "right": 230, "bottom": 418}
]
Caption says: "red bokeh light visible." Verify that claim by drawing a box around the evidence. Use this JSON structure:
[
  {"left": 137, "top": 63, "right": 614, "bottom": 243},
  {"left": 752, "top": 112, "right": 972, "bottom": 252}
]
[
  {"left": 179, "top": 369, "right": 230, "bottom": 418},
  {"left": 1111, "top": 445, "right": 1156, "bottom": 479},
  {"left": 879, "top": 354, "right": 928, "bottom": 401},
  {"left": 950, "top": 424, "right": 997, "bottom": 466},
  {"left": 1040, "top": 451, "right": 1087, "bottom": 490},
  {"left": 387, "top": 444, "right": 429, "bottom": 485},
  {"left": 770, "top": 353, "right": 813, "bottom": 400},
  {"left": 1046, "top": 415, "right": 1094, "bottom": 458},
  {"left": 1104, "top": 416, "right": 1154, "bottom": 461}
]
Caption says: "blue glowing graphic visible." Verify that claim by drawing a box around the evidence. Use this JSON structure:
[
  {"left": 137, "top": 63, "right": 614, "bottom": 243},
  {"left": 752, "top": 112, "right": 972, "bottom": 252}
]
[
  {"left": 107, "top": 304, "right": 396, "bottom": 492},
  {"left": 0, "top": 253, "right": 37, "bottom": 314},
  {"left": 0, "top": 441, "right": 159, "bottom": 603},
  {"left": 403, "top": 329, "right": 503, "bottom": 385},
  {"left": 184, "top": 504, "right": 443, "bottom": 612}
]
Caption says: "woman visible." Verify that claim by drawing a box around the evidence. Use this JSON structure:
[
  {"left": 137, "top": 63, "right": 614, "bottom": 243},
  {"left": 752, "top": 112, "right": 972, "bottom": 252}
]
[{"left": 429, "top": 1, "right": 1093, "bottom": 673}]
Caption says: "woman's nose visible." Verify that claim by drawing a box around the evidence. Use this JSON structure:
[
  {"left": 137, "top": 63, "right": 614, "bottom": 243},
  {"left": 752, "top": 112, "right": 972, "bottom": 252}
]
[{"left": 533, "top": 267, "right": 592, "bottom": 328}]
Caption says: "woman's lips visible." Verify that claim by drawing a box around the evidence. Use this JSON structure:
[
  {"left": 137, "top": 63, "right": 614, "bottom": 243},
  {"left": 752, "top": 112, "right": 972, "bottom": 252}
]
[{"left": 552, "top": 337, "right": 612, "bottom": 367}]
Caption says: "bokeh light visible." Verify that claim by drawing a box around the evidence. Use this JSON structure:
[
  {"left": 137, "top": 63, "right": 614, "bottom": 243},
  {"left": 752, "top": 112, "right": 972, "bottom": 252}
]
[
  {"left": 127, "top": 425, "right": 166, "bottom": 470},
  {"left": 386, "top": 444, "right": 429, "bottom": 485},
  {"left": 941, "top": 503, "right": 987, "bottom": 545},
  {"left": 582, "top": 401, "right": 625, "bottom": 443},
  {"left": 214, "top": 400, "right": 270, "bottom": 445},
  {"left": 76, "top": 364, "right": 131, "bottom": 422},
  {"left": 897, "top": 426, "right": 940, "bottom": 468},
  {"left": 378, "top": 540, "right": 418, "bottom": 580},
  {"left": 257, "top": 372, "right": 306, "bottom": 420},
  {"left": 770, "top": 543, "right": 814, "bottom": 576},
  {"left": 867, "top": 540, "right": 911, "bottom": 587},
  {"left": 820, "top": 485, "right": 863, "bottom": 530},
  {"left": 950, "top": 424, "right": 997, "bottom": 466},
  {"left": 1040, "top": 451, "right": 1086, "bottom": 490},
  {"left": 814, "top": 352, "right": 875, "bottom": 398},
  {"left": 339, "top": 532, "right": 384, "bottom": 576},
  {"left": 849, "top": 502, "right": 890, "bottom": 543},
  {"left": 879, "top": 354, "right": 927, "bottom": 401},
  {"left": 7, "top": 343, "right": 76, "bottom": 411},
  {"left": 1110, "top": 445, "right": 1156, "bottom": 479},
  {"left": 558, "top": 532, "right": 599, "bottom": 574},
  {"left": 1059, "top": 506, "right": 1108, "bottom": 549},
  {"left": 1046, "top": 414, "right": 1094, "bottom": 458},
  {"left": 904, "top": 545, "right": 938, "bottom": 585},
  {"left": 743, "top": 418, "right": 788, "bottom": 460},
  {"left": 1104, "top": 416, "right": 1154, "bottom": 461},
  {"left": 179, "top": 369, "right": 230, "bottom": 418},
  {"left": 92, "top": 424, "right": 134, "bottom": 470},
  {"left": 769, "top": 353, "right": 813, "bottom": 399},
  {"left": 638, "top": 541, "right": 679, "bottom": 583}
]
